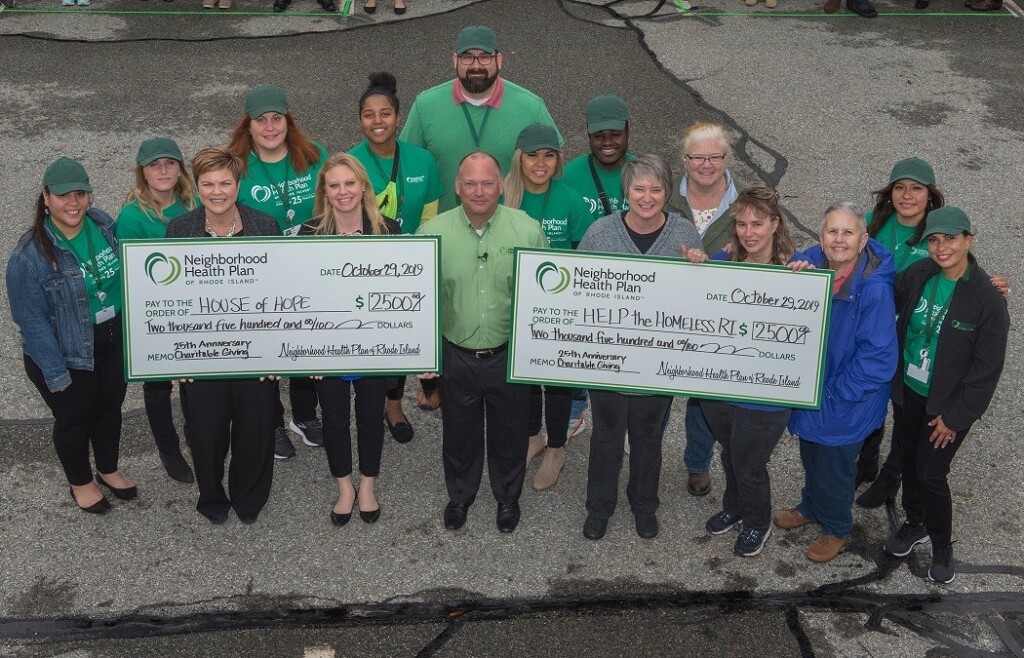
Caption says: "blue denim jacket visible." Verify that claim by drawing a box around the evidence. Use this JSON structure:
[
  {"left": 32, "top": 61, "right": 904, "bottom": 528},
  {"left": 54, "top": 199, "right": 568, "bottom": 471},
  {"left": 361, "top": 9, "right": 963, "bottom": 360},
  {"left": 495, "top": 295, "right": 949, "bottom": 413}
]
[{"left": 6, "top": 208, "right": 117, "bottom": 392}]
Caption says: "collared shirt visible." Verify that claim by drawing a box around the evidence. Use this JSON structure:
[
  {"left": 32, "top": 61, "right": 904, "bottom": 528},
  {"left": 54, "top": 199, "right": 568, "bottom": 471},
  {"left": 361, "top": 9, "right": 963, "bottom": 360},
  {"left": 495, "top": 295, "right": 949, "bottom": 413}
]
[
  {"left": 416, "top": 204, "right": 549, "bottom": 349},
  {"left": 452, "top": 76, "right": 505, "bottom": 108}
]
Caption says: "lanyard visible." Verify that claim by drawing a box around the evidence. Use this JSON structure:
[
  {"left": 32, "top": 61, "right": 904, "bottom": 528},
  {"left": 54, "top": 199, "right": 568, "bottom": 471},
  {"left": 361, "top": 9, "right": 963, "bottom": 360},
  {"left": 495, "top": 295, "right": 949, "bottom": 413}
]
[
  {"left": 51, "top": 217, "right": 108, "bottom": 301},
  {"left": 888, "top": 218, "right": 918, "bottom": 271},
  {"left": 460, "top": 104, "right": 492, "bottom": 148},
  {"left": 368, "top": 143, "right": 404, "bottom": 218},
  {"left": 587, "top": 155, "right": 612, "bottom": 216},
  {"left": 253, "top": 151, "right": 295, "bottom": 225}
]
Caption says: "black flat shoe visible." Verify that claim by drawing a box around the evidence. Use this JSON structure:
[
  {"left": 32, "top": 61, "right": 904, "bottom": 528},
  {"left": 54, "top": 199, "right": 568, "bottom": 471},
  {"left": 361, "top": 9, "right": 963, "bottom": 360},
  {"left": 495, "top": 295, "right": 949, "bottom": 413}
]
[
  {"left": 95, "top": 472, "right": 138, "bottom": 501},
  {"left": 394, "top": 1, "right": 405, "bottom": 12},
  {"left": 384, "top": 413, "right": 414, "bottom": 444},
  {"left": 70, "top": 487, "right": 110, "bottom": 514},
  {"left": 914, "top": 0, "right": 929, "bottom": 8},
  {"left": 319, "top": 0, "right": 336, "bottom": 10},
  {"left": 363, "top": 0, "right": 376, "bottom": 11},
  {"left": 359, "top": 507, "right": 381, "bottom": 523},
  {"left": 272, "top": 0, "right": 290, "bottom": 12}
]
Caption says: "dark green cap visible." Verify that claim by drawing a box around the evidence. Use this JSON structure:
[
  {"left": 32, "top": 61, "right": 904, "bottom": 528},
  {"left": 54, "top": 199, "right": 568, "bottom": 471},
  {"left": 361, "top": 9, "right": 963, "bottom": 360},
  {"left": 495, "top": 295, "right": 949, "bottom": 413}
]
[
  {"left": 516, "top": 124, "right": 560, "bottom": 153},
  {"left": 586, "top": 94, "right": 629, "bottom": 134},
  {"left": 456, "top": 25, "right": 498, "bottom": 54},
  {"left": 43, "top": 157, "right": 92, "bottom": 195},
  {"left": 888, "top": 157, "right": 935, "bottom": 186},
  {"left": 922, "top": 206, "right": 972, "bottom": 238},
  {"left": 245, "top": 84, "right": 289, "bottom": 119},
  {"left": 137, "top": 137, "right": 184, "bottom": 166}
]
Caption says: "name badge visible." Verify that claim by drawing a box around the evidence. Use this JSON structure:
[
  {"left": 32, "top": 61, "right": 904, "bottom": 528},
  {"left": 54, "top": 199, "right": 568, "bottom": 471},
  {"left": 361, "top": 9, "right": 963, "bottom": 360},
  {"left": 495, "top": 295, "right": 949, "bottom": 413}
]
[
  {"left": 283, "top": 225, "right": 301, "bottom": 237},
  {"left": 95, "top": 306, "right": 116, "bottom": 324},
  {"left": 906, "top": 350, "right": 931, "bottom": 384}
]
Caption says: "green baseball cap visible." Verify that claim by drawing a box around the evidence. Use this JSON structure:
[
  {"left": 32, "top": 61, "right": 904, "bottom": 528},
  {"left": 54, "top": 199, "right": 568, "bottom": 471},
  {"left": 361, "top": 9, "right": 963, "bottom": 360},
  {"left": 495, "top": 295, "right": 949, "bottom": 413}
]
[
  {"left": 921, "top": 206, "right": 973, "bottom": 238},
  {"left": 516, "top": 124, "right": 560, "bottom": 153},
  {"left": 245, "top": 84, "right": 289, "bottom": 119},
  {"left": 456, "top": 25, "right": 498, "bottom": 54},
  {"left": 137, "top": 137, "right": 184, "bottom": 166},
  {"left": 586, "top": 94, "right": 629, "bottom": 134},
  {"left": 43, "top": 157, "right": 92, "bottom": 195},
  {"left": 888, "top": 157, "right": 935, "bottom": 186}
]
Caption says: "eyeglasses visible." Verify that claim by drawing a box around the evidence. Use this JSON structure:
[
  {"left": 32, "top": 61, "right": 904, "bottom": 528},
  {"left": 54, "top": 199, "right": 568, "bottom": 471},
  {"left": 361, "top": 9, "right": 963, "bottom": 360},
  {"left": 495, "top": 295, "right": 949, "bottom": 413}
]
[
  {"left": 685, "top": 154, "right": 726, "bottom": 165},
  {"left": 458, "top": 53, "right": 496, "bottom": 66}
]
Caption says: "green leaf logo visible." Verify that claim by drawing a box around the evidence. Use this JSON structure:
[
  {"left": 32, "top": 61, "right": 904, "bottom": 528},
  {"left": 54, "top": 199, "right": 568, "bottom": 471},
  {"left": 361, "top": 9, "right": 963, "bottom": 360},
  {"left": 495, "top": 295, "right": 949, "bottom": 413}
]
[
  {"left": 144, "top": 253, "right": 182, "bottom": 285},
  {"left": 535, "top": 261, "right": 571, "bottom": 294}
]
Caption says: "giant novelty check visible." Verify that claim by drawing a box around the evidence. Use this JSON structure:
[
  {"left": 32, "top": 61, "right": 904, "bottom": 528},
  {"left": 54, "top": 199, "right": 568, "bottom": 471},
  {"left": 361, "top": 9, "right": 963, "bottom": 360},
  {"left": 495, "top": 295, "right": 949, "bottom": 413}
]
[
  {"left": 121, "top": 236, "right": 440, "bottom": 380},
  {"left": 509, "top": 249, "right": 834, "bottom": 409}
]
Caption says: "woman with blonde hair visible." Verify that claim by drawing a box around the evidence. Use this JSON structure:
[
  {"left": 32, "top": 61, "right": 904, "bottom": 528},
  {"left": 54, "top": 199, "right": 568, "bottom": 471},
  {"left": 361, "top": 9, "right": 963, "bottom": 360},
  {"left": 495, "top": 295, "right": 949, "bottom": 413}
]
[
  {"left": 117, "top": 137, "right": 198, "bottom": 483},
  {"left": 299, "top": 153, "right": 401, "bottom": 526}
]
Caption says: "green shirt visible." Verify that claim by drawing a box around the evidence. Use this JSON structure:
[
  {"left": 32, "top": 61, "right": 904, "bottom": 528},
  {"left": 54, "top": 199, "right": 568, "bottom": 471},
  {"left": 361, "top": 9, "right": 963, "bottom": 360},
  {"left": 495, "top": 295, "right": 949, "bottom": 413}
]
[
  {"left": 519, "top": 179, "right": 593, "bottom": 250},
  {"left": 416, "top": 204, "right": 549, "bottom": 348},
  {"left": 870, "top": 210, "right": 929, "bottom": 273},
  {"left": 903, "top": 274, "right": 956, "bottom": 396},
  {"left": 400, "top": 79, "right": 561, "bottom": 212},
  {"left": 237, "top": 143, "right": 329, "bottom": 235},
  {"left": 561, "top": 153, "right": 634, "bottom": 222},
  {"left": 116, "top": 196, "right": 195, "bottom": 240},
  {"left": 348, "top": 139, "right": 444, "bottom": 234},
  {"left": 51, "top": 217, "right": 123, "bottom": 323}
]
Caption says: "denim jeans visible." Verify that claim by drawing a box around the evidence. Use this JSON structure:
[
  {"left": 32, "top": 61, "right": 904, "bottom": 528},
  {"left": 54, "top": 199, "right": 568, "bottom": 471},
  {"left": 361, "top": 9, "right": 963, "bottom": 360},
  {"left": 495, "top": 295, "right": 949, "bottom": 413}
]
[
  {"left": 683, "top": 398, "right": 715, "bottom": 473},
  {"left": 796, "top": 438, "right": 864, "bottom": 539}
]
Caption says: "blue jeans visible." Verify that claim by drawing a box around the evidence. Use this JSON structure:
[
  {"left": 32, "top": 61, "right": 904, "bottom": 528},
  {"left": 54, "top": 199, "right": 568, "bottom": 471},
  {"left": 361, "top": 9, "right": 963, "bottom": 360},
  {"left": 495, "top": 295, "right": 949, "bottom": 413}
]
[
  {"left": 683, "top": 398, "right": 715, "bottom": 473},
  {"left": 797, "top": 438, "right": 863, "bottom": 539},
  {"left": 569, "top": 389, "right": 588, "bottom": 420}
]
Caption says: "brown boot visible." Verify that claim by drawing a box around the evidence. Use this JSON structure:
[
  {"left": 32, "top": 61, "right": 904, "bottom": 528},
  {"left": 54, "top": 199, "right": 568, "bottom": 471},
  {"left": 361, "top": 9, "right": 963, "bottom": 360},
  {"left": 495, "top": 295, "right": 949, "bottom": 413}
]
[
  {"left": 533, "top": 447, "right": 565, "bottom": 491},
  {"left": 806, "top": 534, "right": 847, "bottom": 562},
  {"left": 823, "top": 0, "right": 841, "bottom": 11},
  {"left": 687, "top": 472, "right": 711, "bottom": 496},
  {"left": 526, "top": 433, "right": 546, "bottom": 466},
  {"left": 773, "top": 507, "right": 810, "bottom": 530}
]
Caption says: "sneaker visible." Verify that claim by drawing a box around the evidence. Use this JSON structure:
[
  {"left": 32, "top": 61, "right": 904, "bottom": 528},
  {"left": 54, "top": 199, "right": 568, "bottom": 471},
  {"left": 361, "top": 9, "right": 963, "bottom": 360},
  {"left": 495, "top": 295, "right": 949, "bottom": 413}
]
[
  {"left": 883, "top": 521, "right": 930, "bottom": 557},
  {"left": 567, "top": 416, "right": 587, "bottom": 438},
  {"left": 705, "top": 510, "right": 742, "bottom": 535},
  {"left": 274, "top": 426, "right": 296, "bottom": 459},
  {"left": 735, "top": 526, "right": 772, "bottom": 557},
  {"left": 290, "top": 418, "right": 324, "bottom": 447},
  {"left": 928, "top": 542, "right": 956, "bottom": 584}
]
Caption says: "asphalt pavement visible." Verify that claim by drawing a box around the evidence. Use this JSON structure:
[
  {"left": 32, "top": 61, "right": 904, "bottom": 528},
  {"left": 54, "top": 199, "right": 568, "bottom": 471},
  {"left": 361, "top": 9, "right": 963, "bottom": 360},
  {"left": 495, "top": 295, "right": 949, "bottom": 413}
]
[{"left": 1, "top": 0, "right": 1022, "bottom": 655}]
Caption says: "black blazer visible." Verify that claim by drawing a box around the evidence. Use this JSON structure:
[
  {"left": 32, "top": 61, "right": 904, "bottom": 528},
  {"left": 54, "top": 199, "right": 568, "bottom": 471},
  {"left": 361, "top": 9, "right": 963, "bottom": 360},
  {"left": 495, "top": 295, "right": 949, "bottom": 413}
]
[{"left": 166, "top": 203, "right": 282, "bottom": 238}]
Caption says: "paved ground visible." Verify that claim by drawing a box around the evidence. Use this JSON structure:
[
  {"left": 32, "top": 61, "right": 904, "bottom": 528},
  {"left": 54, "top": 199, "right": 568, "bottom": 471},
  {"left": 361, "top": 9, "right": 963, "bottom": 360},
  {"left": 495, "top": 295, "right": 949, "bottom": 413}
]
[{"left": 1, "top": 0, "right": 1022, "bottom": 655}]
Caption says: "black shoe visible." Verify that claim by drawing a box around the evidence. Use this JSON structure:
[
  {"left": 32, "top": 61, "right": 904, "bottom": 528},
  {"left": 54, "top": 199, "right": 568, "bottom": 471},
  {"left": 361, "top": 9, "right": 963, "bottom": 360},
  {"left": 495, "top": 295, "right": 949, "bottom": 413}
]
[
  {"left": 583, "top": 515, "right": 608, "bottom": 540},
  {"left": 928, "top": 542, "right": 956, "bottom": 584},
  {"left": 70, "top": 487, "right": 110, "bottom": 514},
  {"left": 318, "top": 0, "right": 336, "bottom": 9},
  {"left": 360, "top": 507, "right": 381, "bottom": 523},
  {"left": 237, "top": 513, "right": 258, "bottom": 525},
  {"left": 290, "top": 419, "right": 323, "bottom": 448},
  {"left": 160, "top": 450, "right": 194, "bottom": 483},
  {"left": 384, "top": 413, "right": 414, "bottom": 444},
  {"left": 634, "top": 514, "right": 659, "bottom": 539},
  {"left": 201, "top": 509, "right": 228, "bottom": 524},
  {"left": 914, "top": 0, "right": 929, "bottom": 8},
  {"left": 274, "top": 427, "right": 296, "bottom": 460},
  {"left": 363, "top": 0, "right": 376, "bottom": 11},
  {"left": 444, "top": 501, "right": 470, "bottom": 530},
  {"left": 95, "top": 472, "right": 138, "bottom": 501},
  {"left": 272, "top": 0, "right": 290, "bottom": 11},
  {"left": 855, "top": 462, "right": 878, "bottom": 488},
  {"left": 394, "top": 0, "right": 405, "bottom": 12},
  {"left": 331, "top": 508, "right": 352, "bottom": 526},
  {"left": 846, "top": 0, "right": 878, "bottom": 15},
  {"left": 496, "top": 503, "right": 520, "bottom": 533},
  {"left": 856, "top": 472, "right": 900, "bottom": 509}
]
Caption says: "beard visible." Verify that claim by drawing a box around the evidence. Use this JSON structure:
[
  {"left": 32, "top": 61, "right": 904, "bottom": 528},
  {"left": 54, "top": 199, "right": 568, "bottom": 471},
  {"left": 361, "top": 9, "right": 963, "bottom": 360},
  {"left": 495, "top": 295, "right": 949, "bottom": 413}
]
[{"left": 460, "top": 68, "right": 499, "bottom": 94}]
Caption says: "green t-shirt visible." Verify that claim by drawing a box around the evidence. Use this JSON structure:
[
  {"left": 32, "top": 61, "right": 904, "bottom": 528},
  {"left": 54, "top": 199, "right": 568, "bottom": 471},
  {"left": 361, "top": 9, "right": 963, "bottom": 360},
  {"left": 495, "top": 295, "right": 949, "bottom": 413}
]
[
  {"left": 116, "top": 196, "right": 195, "bottom": 240},
  {"left": 561, "top": 153, "right": 634, "bottom": 223},
  {"left": 518, "top": 179, "right": 594, "bottom": 250},
  {"left": 348, "top": 139, "right": 443, "bottom": 234},
  {"left": 870, "top": 210, "right": 929, "bottom": 273},
  {"left": 400, "top": 80, "right": 562, "bottom": 212},
  {"left": 903, "top": 274, "right": 956, "bottom": 396},
  {"left": 51, "top": 217, "right": 122, "bottom": 323},
  {"left": 237, "top": 143, "right": 329, "bottom": 235}
]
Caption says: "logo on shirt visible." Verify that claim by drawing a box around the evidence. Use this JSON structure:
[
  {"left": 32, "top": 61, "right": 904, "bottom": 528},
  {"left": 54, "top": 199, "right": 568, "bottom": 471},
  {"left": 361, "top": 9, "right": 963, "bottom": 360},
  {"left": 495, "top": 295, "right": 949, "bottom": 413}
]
[
  {"left": 145, "top": 253, "right": 183, "bottom": 286},
  {"left": 535, "top": 261, "right": 571, "bottom": 294},
  {"left": 251, "top": 185, "right": 274, "bottom": 204}
]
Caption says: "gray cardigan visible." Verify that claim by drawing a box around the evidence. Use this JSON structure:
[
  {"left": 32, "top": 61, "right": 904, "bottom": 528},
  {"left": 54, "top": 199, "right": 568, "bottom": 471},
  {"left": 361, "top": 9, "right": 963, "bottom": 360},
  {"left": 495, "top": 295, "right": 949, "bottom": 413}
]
[{"left": 578, "top": 211, "right": 702, "bottom": 257}]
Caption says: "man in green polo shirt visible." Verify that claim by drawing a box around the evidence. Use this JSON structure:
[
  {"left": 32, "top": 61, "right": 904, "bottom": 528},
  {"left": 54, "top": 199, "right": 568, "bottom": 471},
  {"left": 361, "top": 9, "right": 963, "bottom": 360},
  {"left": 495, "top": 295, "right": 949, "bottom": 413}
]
[
  {"left": 401, "top": 24, "right": 562, "bottom": 213},
  {"left": 416, "top": 152, "right": 549, "bottom": 534}
]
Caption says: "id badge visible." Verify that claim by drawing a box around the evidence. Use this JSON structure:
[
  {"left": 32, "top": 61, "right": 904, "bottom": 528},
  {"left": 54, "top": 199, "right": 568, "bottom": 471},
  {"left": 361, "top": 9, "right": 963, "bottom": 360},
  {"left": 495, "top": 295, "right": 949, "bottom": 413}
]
[
  {"left": 906, "top": 350, "right": 931, "bottom": 384},
  {"left": 95, "top": 306, "right": 116, "bottom": 324},
  {"left": 283, "top": 225, "right": 301, "bottom": 237}
]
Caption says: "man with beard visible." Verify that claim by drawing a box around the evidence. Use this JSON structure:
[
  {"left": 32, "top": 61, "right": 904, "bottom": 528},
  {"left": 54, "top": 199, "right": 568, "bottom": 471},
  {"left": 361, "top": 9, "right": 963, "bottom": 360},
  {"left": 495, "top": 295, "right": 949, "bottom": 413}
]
[
  {"left": 401, "top": 25, "right": 561, "bottom": 212},
  {"left": 562, "top": 94, "right": 634, "bottom": 223},
  {"left": 415, "top": 152, "right": 549, "bottom": 533}
]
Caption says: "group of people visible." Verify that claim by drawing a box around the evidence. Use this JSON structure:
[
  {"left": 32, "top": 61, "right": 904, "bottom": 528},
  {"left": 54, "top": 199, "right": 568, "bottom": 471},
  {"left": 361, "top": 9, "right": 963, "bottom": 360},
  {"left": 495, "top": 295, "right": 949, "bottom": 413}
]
[{"left": 8, "top": 25, "right": 1008, "bottom": 586}]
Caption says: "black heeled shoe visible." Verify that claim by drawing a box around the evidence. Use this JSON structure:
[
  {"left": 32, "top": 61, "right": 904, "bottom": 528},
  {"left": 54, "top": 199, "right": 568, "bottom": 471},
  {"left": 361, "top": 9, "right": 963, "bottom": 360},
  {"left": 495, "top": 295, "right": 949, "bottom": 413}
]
[
  {"left": 95, "top": 472, "right": 138, "bottom": 501},
  {"left": 359, "top": 507, "right": 381, "bottom": 523},
  {"left": 70, "top": 487, "right": 110, "bottom": 514}
]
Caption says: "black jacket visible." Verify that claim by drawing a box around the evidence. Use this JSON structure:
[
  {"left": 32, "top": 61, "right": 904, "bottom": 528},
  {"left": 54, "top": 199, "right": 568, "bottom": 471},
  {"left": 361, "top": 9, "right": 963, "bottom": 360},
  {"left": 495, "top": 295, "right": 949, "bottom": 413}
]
[
  {"left": 297, "top": 210, "right": 401, "bottom": 237},
  {"left": 166, "top": 203, "right": 281, "bottom": 238},
  {"left": 892, "top": 258, "right": 1009, "bottom": 431}
]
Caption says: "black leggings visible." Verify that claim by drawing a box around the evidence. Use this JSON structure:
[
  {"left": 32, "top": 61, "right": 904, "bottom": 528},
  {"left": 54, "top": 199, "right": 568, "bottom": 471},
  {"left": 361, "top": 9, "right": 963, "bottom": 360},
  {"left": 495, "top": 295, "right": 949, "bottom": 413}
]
[{"left": 528, "top": 385, "right": 572, "bottom": 448}]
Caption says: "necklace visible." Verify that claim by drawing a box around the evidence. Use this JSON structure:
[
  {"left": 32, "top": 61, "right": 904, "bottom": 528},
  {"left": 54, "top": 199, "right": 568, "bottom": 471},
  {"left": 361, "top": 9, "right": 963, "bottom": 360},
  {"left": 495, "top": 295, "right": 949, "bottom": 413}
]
[{"left": 205, "top": 209, "right": 239, "bottom": 237}]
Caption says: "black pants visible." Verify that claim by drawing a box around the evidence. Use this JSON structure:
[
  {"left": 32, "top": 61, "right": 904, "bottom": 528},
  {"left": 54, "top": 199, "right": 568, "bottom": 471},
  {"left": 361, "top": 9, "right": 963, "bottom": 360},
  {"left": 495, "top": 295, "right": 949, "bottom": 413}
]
[
  {"left": 143, "top": 380, "right": 189, "bottom": 454},
  {"left": 528, "top": 385, "right": 573, "bottom": 448},
  {"left": 184, "top": 378, "right": 277, "bottom": 520},
  {"left": 439, "top": 342, "right": 530, "bottom": 505},
  {"left": 893, "top": 385, "right": 968, "bottom": 548},
  {"left": 385, "top": 375, "right": 438, "bottom": 400},
  {"left": 586, "top": 390, "right": 672, "bottom": 519},
  {"left": 317, "top": 377, "right": 386, "bottom": 478},
  {"left": 24, "top": 317, "right": 127, "bottom": 486},
  {"left": 273, "top": 377, "right": 319, "bottom": 428},
  {"left": 701, "top": 400, "right": 790, "bottom": 531}
]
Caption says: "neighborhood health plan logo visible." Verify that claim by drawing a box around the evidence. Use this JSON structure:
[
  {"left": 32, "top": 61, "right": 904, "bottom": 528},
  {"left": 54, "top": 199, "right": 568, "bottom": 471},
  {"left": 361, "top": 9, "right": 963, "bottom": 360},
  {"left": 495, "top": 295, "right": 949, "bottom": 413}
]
[
  {"left": 535, "top": 261, "right": 571, "bottom": 294},
  {"left": 145, "top": 253, "right": 182, "bottom": 285}
]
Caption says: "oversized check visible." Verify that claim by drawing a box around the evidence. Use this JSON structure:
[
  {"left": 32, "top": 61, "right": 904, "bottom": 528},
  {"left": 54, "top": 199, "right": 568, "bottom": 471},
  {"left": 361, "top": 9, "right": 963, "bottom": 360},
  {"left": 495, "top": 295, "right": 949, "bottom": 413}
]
[
  {"left": 509, "top": 249, "right": 834, "bottom": 409},
  {"left": 120, "top": 236, "right": 440, "bottom": 381}
]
